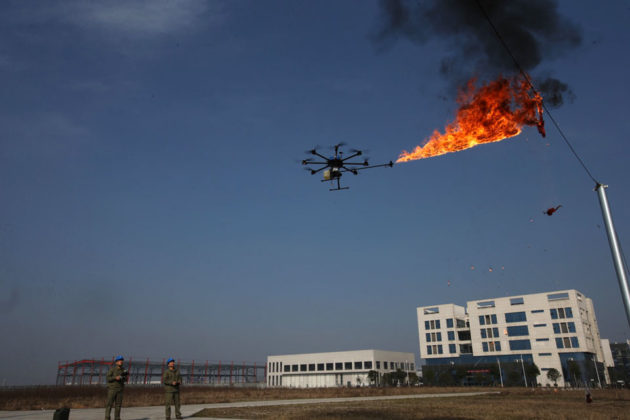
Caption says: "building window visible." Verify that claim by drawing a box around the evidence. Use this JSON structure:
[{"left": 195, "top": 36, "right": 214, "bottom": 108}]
[
  {"left": 458, "top": 330, "right": 471, "bottom": 341},
  {"left": 335, "top": 362, "right": 343, "bottom": 370},
  {"left": 309, "top": 364, "right": 315, "bottom": 372},
  {"left": 424, "top": 307, "right": 439, "bottom": 314},
  {"left": 510, "top": 297, "right": 524, "bottom": 305},
  {"left": 531, "top": 309, "right": 544, "bottom": 314},
  {"left": 534, "top": 323, "right": 546, "bottom": 327},
  {"left": 376, "top": 361, "right": 380, "bottom": 369},
  {"left": 505, "top": 311, "right": 527, "bottom": 323},
  {"left": 427, "top": 346, "right": 432, "bottom": 355},
  {"left": 300, "top": 364, "right": 307, "bottom": 372},
  {"left": 479, "top": 315, "right": 485, "bottom": 325},
  {"left": 507, "top": 325, "right": 529, "bottom": 336},
  {"left": 438, "top": 345, "right": 443, "bottom": 354},
  {"left": 495, "top": 341, "right": 501, "bottom": 351},
  {"left": 317, "top": 363, "right": 324, "bottom": 371},
  {"left": 571, "top": 337, "right": 579, "bottom": 348},
  {"left": 448, "top": 331, "right": 455, "bottom": 341},
  {"left": 568, "top": 322, "right": 576, "bottom": 332},
  {"left": 426, "top": 333, "right": 431, "bottom": 342},
  {"left": 425, "top": 321, "right": 430, "bottom": 330},
  {"left": 383, "top": 361, "right": 388, "bottom": 369},
  {"left": 292, "top": 365, "right": 298, "bottom": 372},
  {"left": 536, "top": 338, "right": 549, "bottom": 342},
  {"left": 477, "top": 300, "right": 496, "bottom": 308},
  {"left": 326, "top": 363, "right": 333, "bottom": 371},
  {"left": 482, "top": 342, "right": 488, "bottom": 352},
  {"left": 344, "top": 362, "right": 352, "bottom": 370},
  {"left": 449, "top": 344, "right": 456, "bottom": 353},
  {"left": 539, "top": 353, "right": 552, "bottom": 356},
  {"left": 509, "top": 339, "right": 531, "bottom": 350},
  {"left": 436, "top": 319, "right": 441, "bottom": 329},
  {"left": 364, "top": 361, "right": 372, "bottom": 369},
  {"left": 459, "top": 343, "right": 473, "bottom": 354},
  {"left": 481, "top": 329, "right": 487, "bottom": 339},
  {"left": 436, "top": 332, "right": 442, "bottom": 341},
  {"left": 547, "top": 292, "right": 569, "bottom": 301},
  {"left": 550, "top": 309, "right": 558, "bottom": 319},
  {"left": 284, "top": 365, "right": 290, "bottom": 372},
  {"left": 447, "top": 318, "right": 453, "bottom": 328},
  {"left": 555, "top": 338, "right": 564, "bottom": 349},
  {"left": 354, "top": 361, "right": 363, "bottom": 369},
  {"left": 456, "top": 319, "right": 467, "bottom": 328},
  {"left": 410, "top": 363, "right": 415, "bottom": 370}
]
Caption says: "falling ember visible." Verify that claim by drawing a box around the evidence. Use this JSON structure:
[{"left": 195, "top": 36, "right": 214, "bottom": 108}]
[{"left": 397, "top": 76, "right": 545, "bottom": 163}]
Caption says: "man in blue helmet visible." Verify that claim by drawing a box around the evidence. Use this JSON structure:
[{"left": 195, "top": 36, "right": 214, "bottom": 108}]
[
  {"left": 162, "top": 358, "right": 182, "bottom": 420},
  {"left": 105, "top": 355, "right": 128, "bottom": 420}
]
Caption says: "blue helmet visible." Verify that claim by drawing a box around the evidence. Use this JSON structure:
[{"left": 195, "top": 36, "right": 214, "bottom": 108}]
[
  {"left": 167, "top": 358, "right": 175, "bottom": 364},
  {"left": 115, "top": 355, "right": 124, "bottom": 362}
]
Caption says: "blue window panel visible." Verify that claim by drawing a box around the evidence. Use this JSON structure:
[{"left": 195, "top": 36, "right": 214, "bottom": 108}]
[
  {"left": 426, "top": 333, "right": 431, "bottom": 342},
  {"left": 539, "top": 353, "right": 552, "bottom": 356},
  {"left": 495, "top": 341, "right": 501, "bottom": 351},
  {"left": 536, "top": 338, "right": 549, "bottom": 341},
  {"left": 507, "top": 325, "right": 529, "bottom": 336},
  {"left": 505, "top": 312, "right": 527, "bottom": 323},
  {"left": 571, "top": 337, "right": 579, "bottom": 348},
  {"left": 482, "top": 342, "right": 488, "bottom": 352},
  {"left": 448, "top": 331, "right": 455, "bottom": 341},
  {"left": 531, "top": 309, "right": 544, "bottom": 313},
  {"left": 565, "top": 307, "right": 573, "bottom": 318},
  {"left": 438, "top": 345, "right": 443, "bottom": 354},
  {"left": 491, "top": 314, "right": 497, "bottom": 324},
  {"left": 568, "top": 322, "right": 576, "bottom": 333},
  {"left": 437, "top": 332, "right": 442, "bottom": 341},
  {"left": 479, "top": 315, "right": 485, "bottom": 325},
  {"left": 552, "top": 323, "right": 560, "bottom": 334},
  {"left": 427, "top": 346, "right": 432, "bottom": 355},
  {"left": 436, "top": 320, "right": 441, "bottom": 329},
  {"left": 555, "top": 338, "right": 564, "bottom": 349},
  {"left": 480, "top": 329, "right": 487, "bottom": 339},
  {"left": 509, "top": 339, "right": 531, "bottom": 350},
  {"left": 493, "top": 328, "right": 499, "bottom": 337},
  {"left": 550, "top": 309, "right": 558, "bottom": 319},
  {"left": 449, "top": 344, "right": 456, "bottom": 354},
  {"left": 446, "top": 318, "right": 453, "bottom": 328},
  {"left": 425, "top": 321, "right": 430, "bottom": 329}
]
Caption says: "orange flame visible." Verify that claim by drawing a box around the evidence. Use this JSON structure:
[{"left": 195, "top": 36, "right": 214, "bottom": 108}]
[{"left": 397, "top": 76, "right": 545, "bottom": 163}]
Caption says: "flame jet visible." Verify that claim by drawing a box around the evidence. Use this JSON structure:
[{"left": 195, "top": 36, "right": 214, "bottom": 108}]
[{"left": 397, "top": 76, "right": 545, "bottom": 163}]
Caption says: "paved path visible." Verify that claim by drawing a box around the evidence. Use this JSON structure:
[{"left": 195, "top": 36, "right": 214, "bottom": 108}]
[{"left": 0, "top": 391, "right": 500, "bottom": 419}]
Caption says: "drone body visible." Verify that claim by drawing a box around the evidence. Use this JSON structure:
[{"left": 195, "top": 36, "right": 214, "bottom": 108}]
[{"left": 302, "top": 143, "right": 393, "bottom": 191}]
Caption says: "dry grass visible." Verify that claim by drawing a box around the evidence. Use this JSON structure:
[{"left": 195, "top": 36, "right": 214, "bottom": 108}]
[
  {"left": 192, "top": 388, "right": 630, "bottom": 419},
  {"left": 1, "top": 385, "right": 491, "bottom": 410}
]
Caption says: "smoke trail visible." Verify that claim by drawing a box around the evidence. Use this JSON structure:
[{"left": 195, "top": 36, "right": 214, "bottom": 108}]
[{"left": 375, "top": 0, "right": 582, "bottom": 106}]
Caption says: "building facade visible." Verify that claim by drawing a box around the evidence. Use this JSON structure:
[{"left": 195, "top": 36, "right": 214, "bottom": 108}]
[
  {"left": 418, "top": 290, "right": 608, "bottom": 387},
  {"left": 266, "top": 350, "right": 415, "bottom": 388},
  {"left": 608, "top": 340, "right": 630, "bottom": 386}
]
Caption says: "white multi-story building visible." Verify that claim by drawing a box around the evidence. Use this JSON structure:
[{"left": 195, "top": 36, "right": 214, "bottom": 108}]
[
  {"left": 266, "top": 349, "right": 415, "bottom": 388},
  {"left": 418, "top": 290, "right": 608, "bottom": 387}
]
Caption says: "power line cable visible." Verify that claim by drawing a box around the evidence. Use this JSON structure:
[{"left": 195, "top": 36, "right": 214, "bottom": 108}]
[{"left": 474, "top": 0, "right": 600, "bottom": 185}]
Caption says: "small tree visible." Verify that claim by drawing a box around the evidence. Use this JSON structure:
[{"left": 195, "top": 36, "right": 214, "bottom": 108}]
[
  {"left": 367, "top": 370, "right": 379, "bottom": 386},
  {"left": 408, "top": 372, "right": 419, "bottom": 386},
  {"left": 547, "top": 368, "right": 561, "bottom": 386},
  {"left": 526, "top": 363, "right": 541, "bottom": 386}
]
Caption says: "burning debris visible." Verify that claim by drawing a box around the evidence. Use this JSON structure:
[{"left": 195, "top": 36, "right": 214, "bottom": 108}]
[
  {"left": 544, "top": 205, "right": 562, "bottom": 216},
  {"left": 397, "top": 75, "right": 544, "bottom": 162}
]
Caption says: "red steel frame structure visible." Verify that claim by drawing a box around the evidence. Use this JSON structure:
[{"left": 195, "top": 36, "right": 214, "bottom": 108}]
[{"left": 56, "top": 359, "right": 265, "bottom": 386}]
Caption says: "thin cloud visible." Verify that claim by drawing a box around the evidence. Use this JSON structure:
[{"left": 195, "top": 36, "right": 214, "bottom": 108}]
[{"left": 60, "top": 0, "right": 216, "bottom": 37}]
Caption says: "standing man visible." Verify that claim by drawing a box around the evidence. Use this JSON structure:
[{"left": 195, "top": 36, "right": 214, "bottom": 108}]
[
  {"left": 162, "top": 358, "right": 182, "bottom": 420},
  {"left": 105, "top": 355, "right": 128, "bottom": 420}
]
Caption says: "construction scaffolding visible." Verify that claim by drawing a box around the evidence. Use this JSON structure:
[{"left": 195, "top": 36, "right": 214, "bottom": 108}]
[{"left": 56, "top": 358, "right": 266, "bottom": 386}]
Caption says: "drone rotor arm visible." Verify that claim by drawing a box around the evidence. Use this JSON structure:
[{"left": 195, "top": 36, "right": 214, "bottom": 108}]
[{"left": 354, "top": 161, "right": 394, "bottom": 171}]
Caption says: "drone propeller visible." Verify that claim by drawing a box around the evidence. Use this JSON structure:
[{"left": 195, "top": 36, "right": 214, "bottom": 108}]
[{"left": 304, "top": 145, "right": 322, "bottom": 155}]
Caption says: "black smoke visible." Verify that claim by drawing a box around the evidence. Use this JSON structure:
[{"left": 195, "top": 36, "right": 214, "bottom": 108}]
[{"left": 375, "top": 0, "right": 581, "bottom": 107}]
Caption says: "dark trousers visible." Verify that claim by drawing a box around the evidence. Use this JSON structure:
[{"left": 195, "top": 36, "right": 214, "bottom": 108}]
[
  {"left": 165, "top": 391, "right": 181, "bottom": 419},
  {"left": 105, "top": 389, "right": 123, "bottom": 420}
]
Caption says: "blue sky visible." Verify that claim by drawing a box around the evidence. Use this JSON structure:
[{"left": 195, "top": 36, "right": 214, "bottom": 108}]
[{"left": 1, "top": 0, "right": 629, "bottom": 385}]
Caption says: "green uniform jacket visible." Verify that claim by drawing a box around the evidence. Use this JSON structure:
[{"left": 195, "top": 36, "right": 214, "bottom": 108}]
[
  {"left": 162, "top": 368, "right": 182, "bottom": 393},
  {"left": 106, "top": 365, "right": 127, "bottom": 391}
]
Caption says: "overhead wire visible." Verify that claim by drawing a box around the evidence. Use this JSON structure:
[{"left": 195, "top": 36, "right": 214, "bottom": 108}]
[{"left": 473, "top": 0, "right": 600, "bottom": 185}]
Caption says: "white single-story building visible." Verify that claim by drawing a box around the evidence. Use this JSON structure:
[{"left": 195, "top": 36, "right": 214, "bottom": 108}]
[{"left": 266, "top": 349, "right": 416, "bottom": 388}]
